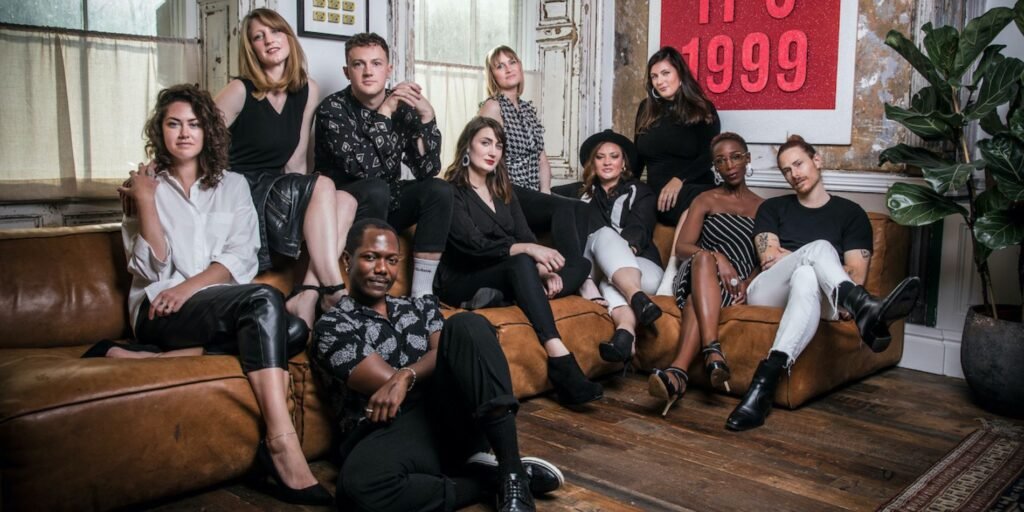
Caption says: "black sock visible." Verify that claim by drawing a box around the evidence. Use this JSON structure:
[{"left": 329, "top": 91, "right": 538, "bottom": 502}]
[
  {"left": 836, "top": 281, "right": 856, "bottom": 305},
  {"left": 480, "top": 411, "right": 525, "bottom": 477},
  {"left": 767, "top": 350, "right": 790, "bottom": 368}
]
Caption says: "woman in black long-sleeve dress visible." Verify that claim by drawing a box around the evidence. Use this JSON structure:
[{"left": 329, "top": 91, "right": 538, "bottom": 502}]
[{"left": 435, "top": 117, "right": 603, "bottom": 408}]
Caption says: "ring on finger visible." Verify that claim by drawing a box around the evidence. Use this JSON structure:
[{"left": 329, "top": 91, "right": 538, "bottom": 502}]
[
  {"left": 729, "top": 278, "right": 740, "bottom": 287},
  {"left": 364, "top": 408, "right": 373, "bottom": 414}
]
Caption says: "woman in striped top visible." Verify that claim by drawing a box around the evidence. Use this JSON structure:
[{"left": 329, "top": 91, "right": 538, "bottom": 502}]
[{"left": 649, "top": 132, "right": 763, "bottom": 416}]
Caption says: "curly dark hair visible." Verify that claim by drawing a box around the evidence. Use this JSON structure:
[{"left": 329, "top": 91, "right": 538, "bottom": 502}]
[{"left": 143, "top": 84, "right": 230, "bottom": 188}]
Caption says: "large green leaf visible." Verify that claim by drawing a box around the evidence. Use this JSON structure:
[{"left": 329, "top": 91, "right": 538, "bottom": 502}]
[
  {"left": 979, "top": 134, "right": 1024, "bottom": 200},
  {"left": 886, "top": 182, "right": 968, "bottom": 226},
  {"left": 976, "top": 184, "right": 1011, "bottom": 217},
  {"left": 885, "top": 104, "right": 960, "bottom": 140},
  {"left": 885, "top": 30, "right": 945, "bottom": 89},
  {"left": 1010, "top": 87, "right": 1024, "bottom": 139},
  {"left": 910, "top": 85, "right": 954, "bottom": 114},
  {"left": 981, "top": 109, "right": 1010, "bottom": 136},
  {"left": 923, "top": 162, "right": 980, "bottom": 194},
  {"left": 952, "top": 7, "right": 1015, "bottom": 80},
  {"left": 966, "top": 57, "right": 1024, "bottom": 120},
  {"left": 975, "top": 210, "right": 1024, "bottom": 250},
  {"left": 922, "top": 23, "right": 960, "bottom": 77},
  {"left": 878, "top": 144, "right": 953, "bottom": 168},
  {"left": 970, "top": 44, "right": 1007, "bottom": 89}
]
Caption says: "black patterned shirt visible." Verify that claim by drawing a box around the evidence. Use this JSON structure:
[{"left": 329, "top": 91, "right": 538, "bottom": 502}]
[
  {"left": 495, "top": 94, "right": 544, "bottom": 191},
  {"left": 314, "top": 86, "right": 443, "bottom": 211},
  {"left": 309, "top": 294, "right": 444, "bottom": 432}
]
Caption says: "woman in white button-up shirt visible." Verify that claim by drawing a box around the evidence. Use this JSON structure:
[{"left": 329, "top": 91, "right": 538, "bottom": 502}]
[{"left": 85, "top": 84, "right": 332, "bottom": 505}]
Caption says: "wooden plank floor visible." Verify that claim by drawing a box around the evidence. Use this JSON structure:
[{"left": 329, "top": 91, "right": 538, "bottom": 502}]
[{"left": 142, "top": 368, "right": 1017, "bottom": 511}]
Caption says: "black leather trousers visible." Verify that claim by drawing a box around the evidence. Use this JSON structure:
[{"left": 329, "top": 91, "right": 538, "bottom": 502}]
[{"left": 134, "top": 284, "right": 308, "bottom": 372}]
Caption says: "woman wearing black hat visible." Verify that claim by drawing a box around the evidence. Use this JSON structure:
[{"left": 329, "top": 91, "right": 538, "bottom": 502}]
[{"left": 571, "top": 130, "right": 664, "bottom": 370}]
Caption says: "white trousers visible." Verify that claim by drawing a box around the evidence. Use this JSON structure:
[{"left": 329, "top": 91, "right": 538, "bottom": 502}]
[
  {"left": 746, "top": 240, "right": 852, "bottom": 363},
  {"left": 583, "top": 227, "right": 663, "bottom": 310}
]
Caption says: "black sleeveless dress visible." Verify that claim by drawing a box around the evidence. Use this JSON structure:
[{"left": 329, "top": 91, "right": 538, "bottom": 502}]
[{"left": 229, "top": 78, "right": 317, "bottom": 271}]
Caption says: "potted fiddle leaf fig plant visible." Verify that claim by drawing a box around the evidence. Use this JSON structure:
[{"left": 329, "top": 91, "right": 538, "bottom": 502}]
[{"left": 880, "top": 2, "right": 1024, "bottom": 417}]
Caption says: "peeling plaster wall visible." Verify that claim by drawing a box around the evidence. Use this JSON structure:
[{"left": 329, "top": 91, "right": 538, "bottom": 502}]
[
  {"left": 612, "top": 0, "right": 649, "bottom": 140},
  {"left": 612, "top": 0, "right": 919, "bottom": 172}
]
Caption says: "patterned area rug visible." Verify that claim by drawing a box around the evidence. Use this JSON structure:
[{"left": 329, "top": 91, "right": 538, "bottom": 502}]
[{"left": 878, "top": 419, "right": 1024, "bottom": 511}]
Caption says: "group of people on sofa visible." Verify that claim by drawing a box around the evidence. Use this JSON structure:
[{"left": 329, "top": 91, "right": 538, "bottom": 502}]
[{"left": 80, "top": 8, "right": 921, "bottom": 512}]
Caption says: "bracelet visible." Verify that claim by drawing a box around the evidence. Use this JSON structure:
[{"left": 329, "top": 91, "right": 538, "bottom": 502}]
[{"left": 397, "top": 367, "right": 417, "bottom": 391}]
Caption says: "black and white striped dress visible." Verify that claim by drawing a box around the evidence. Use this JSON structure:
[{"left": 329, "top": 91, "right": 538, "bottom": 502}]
[{"left": 674, "top": 213, "right": 757, "bottom": 310}]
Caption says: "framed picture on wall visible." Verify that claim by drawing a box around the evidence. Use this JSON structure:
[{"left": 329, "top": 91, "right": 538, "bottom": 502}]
[{"left": 297, "top": 0, "right": 368, "bottom": 40}]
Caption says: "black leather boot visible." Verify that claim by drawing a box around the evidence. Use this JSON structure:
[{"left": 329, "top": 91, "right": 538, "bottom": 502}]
[
  {"left": 841, "top": 276, "right": 921, "bottom": 353},
  {"left": 725, "top": 354, "right": 786, "bottom": 431},
  {"left": 546, "top": 353, "right": 603, "bottom": 407}
]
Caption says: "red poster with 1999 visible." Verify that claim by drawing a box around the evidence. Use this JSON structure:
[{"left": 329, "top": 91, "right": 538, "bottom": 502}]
[{"left": 660, "top": 0, "right": 841, "bottom": 110}]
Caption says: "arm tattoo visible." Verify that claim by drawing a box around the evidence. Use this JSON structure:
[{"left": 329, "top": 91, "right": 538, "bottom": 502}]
[
  {"left": 755, "top": 233, "right": 770, "bottom": 254},
  {"left": 860, "top": 249, "right": 871, "bottom": 259}
]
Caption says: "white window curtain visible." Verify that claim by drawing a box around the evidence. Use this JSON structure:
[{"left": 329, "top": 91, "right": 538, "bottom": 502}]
[
  {"left": 0, "top": 26, "right": 200, "bottom": 201},
  {"left": 413, "top": 0, "right": 540, "bottom": 168}
]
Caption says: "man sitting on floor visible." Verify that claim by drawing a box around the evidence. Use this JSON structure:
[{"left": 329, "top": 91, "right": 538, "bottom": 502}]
[{"left": 310, "top": 218, "right": 562, "bottom": 512}]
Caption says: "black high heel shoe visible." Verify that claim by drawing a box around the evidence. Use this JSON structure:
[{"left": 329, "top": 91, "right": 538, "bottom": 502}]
[
  {"left": 701, "top": 340, "right": 732, "bottom": 393},
  {"left": 598, "top": 329, "right": 634, "bottom": 362},
  {"left": 648, "top": 367, "right": 688, "bottom": 417},
  {"left": 256, "top": 437, "right": 333, "bottom": 506},
  {"left": 630, "top": 292, "right": 662, "bottom": 328}
]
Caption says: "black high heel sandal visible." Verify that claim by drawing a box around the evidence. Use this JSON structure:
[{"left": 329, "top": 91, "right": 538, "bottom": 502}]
[
  {"left": 598, "top": 329, "right": 635, "bottom": 374},
  {"left": 648, "top": 367, "right": 688, "bottom": 417},
  {"left": 317, "top": 283, "right": 346, "bottom": 314},
  {"left": 702, "top": 340, "right": 732, "bottom": 393},
  {"left": 255, "top": 436, "right": 333, "bottom": 506}
]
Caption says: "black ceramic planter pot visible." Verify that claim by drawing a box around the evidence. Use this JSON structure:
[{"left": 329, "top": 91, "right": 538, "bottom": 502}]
[{"left": 961, "top": 305, "right": 1024, "bottom": 418}]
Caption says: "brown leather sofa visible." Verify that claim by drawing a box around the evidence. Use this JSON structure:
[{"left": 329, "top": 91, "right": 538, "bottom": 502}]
[{"left": 0, "top": 212, "right": 908, "bottom": 510}]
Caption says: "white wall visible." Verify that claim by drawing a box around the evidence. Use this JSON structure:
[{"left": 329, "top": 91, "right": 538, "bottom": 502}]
[{"left": 273, "top": 2, "right": 390, "bottom": 102}]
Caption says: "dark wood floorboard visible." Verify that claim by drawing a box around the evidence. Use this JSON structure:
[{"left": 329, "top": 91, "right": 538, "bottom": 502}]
[{"left": 142, "top": 368, "right": 1019, "bottom": 511}]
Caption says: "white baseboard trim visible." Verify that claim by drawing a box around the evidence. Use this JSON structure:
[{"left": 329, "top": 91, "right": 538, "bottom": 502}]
[
  {"left": 899, "top": 324, "right": 964, "bottom": 378},
  {"left": 746, "top": 169, "right": 927, "bottom": 194}
]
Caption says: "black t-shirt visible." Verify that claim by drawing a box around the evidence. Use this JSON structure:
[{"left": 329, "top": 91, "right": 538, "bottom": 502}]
[{"left": 753, "top": 194, "right": 873, "bottom": 262}]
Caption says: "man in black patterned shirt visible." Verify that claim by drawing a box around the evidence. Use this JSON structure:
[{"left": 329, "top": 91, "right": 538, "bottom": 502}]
[
  {"left": 311, "top": 219, "right": 561, "bottom": 512},
  {"left": 314, "top": 32, "right": 452, "bottom": 298}
]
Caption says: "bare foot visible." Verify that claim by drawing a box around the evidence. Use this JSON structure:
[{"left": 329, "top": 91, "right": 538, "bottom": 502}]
[
  {"left": 267, "top": 432, "right": 318, "bottom": 489},
  {"left": 106, "top": 347, "right": 159, "bottom": 359},
  {"left": 286, "top": 289, "right": 318, "bottom": 330},
  {"left": 579, "top": 278, "right": 608, "bottom": 307}
]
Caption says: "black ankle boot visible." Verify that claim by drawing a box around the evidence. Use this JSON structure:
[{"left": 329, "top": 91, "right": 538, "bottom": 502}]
[
  {"left": 725, "top": 354, "right": 786, "bottom": 431},
  {"left": 630, "top": 292, "right": 662, "bottom": 327},
  {"left": 598, "top": 329, "right": 634, "bottom": 364},
  {"left": 546, "top": 354, "right": 603, "bottom": 407},
  {"left": 841, "top": 277, "right": 921, "bottom": 352}
]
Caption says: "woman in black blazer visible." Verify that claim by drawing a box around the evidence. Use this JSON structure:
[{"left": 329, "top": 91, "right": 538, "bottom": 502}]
[{"left": 435, "top": 117, "right": 603, "bottom": 408}]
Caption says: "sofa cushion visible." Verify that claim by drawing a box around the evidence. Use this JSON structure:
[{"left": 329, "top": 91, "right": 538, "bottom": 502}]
[{"left": 0, "top": 344, "right": 327, "bottom": 511}]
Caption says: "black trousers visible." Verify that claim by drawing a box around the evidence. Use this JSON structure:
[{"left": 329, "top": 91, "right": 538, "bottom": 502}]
[
  {"left": 339, "top": 177, "right": 454, "bottom": 253},
  {"left": 435, "top": 253, "right": 588, "bottom": 342},
  {"left": 134, "top": 284, "right": 308, "bottom": 372},
  {"left": 338, "top": 312, "right": 519, "bottom": 512},
  {"left": 513, "top": 185, "right": 590, "bottom": 259}
]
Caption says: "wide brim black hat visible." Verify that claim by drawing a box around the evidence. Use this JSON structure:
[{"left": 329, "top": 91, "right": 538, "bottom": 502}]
[{"left": 579, "top": 129, "right": 640, "bottom": 175}]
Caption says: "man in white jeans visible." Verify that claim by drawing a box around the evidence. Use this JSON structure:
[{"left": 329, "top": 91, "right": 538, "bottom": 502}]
[{"left": 726, "top": 136, "right": 920, "bottom": 432}]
